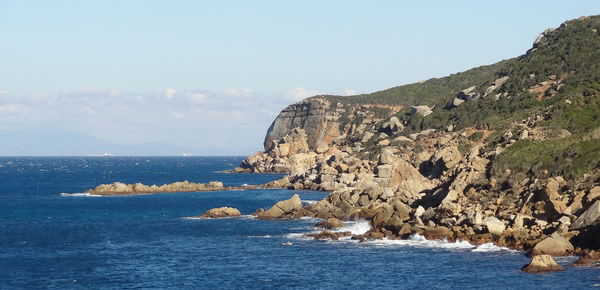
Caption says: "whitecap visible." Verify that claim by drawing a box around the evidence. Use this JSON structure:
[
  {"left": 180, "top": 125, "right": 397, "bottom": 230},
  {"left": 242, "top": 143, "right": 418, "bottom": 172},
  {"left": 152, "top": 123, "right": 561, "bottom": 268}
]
[
  {"left": 60, "top": 192, "right": 101, "bottom": 197},
  {"left": 471, "top": 242, "right": 511, "bottom": 252},
  {"left": 333, "top": 220, "right": 371, "bottom": 235}
]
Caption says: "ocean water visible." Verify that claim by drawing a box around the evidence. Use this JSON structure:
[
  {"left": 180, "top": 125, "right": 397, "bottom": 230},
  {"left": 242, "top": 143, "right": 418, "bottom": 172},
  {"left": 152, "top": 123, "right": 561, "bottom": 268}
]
[{"left": 1, "top": 156, "right": 599, "bottom": 289}]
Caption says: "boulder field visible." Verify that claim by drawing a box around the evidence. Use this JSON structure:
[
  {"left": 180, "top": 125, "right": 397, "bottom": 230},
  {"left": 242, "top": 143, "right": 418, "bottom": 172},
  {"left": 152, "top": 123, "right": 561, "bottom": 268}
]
[{"left": 228, "top": 110, "right": 600, "bottom": 271}]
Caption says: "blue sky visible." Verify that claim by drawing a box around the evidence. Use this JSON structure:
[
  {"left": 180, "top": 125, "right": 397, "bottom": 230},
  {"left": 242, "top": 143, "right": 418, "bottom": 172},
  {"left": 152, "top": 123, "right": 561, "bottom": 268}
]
[{"left": 0, "top": 1, "right": 599, "bottom": 155}]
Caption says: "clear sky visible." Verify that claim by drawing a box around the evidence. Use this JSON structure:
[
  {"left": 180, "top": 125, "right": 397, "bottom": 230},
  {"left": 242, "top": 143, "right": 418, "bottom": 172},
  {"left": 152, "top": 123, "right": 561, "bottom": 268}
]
[{"left": 1, "top": 1, "right": 599, "bottom": 155}]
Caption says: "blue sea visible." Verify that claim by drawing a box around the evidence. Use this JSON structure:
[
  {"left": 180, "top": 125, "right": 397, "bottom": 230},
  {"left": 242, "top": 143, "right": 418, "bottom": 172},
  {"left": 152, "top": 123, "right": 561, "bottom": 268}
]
[{"left": 1, "top": 156, "right": 599, "bottom": 289}]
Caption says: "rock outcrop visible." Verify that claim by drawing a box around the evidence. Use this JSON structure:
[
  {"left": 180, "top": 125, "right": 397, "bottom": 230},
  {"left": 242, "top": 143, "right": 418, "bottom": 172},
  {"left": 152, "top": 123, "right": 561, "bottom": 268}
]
[
  {"left": 196, "top": 207, "right": 241, "bottom": 219},
  {"left": 530, "top": 232, "right": 574, "bottom": 256},
  {"left": 87, "top": 181, "right": 232, "bottom": 196},
  {"left": 263, "top": 98, "right": 342, "bottom": 151},
  {"left": 255, "top": 194, "right": 303, "bottom": 219},
  {"left": 521, "top": 255, "right": 564, "bottom": 273}
]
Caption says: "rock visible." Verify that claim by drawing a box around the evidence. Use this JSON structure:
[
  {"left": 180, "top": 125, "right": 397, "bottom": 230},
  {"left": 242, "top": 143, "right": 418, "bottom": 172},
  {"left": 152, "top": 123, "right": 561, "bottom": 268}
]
[
  {"left": 414, "top": 206, "right": 425, "bottom": 218},
  {"left": 256, "top": 194, "right": 303, "bottom": 219},
  {"left": 447, "top": 98, "right": 465, "bottom": 109},
  {"left": 87, "top": 180, "right": 227, "bottom": 196},
  {"left": 196, "top": 207, "right": 241, "bottom": 218},
  {"left": 379, "top": 147, "right": 395, "bottom": 164},
  {"left": 431, "top": 146, "right": 462, "bottom": 169},
  {"left": 573, "top": 250, "right": 600, "bottom": 265},
  {"left": 378, "top": 139, "right": 390, "bottom": 146},
  {"left": 376, "top": 164, "right": 393, "bottom": 178},
  {"left": 571, "top": 200, "right": 600, "bottom": 229},
  {"left": 586, "top": 186, "right": 600, "bottom": 204},
  {"left": 361, "top": 132, "right": 374, "bottom": 143},
  {"left": 381, "top": 116, "right": 404, "bottom": 134},
  {"left": 388, "top": 160, "right": 434, "bottom": 194},
  {"left": 411, "top": 105, "right": 433, "bottom": 117},
  {"left": 484, "top": 217, "right": 506, "bottom": 235},
  {"left": 309, "top": 230, "right": 352, "bottom": 240},
  {"left": 423, "top": 226, "right": 454, "bottom": 241},
  {"left": 314, "top": 218, "right": 345, "bottom": 229},
  {"left": 521, "top": 255, "right": 564, "bottom": 273},
  {"left": 263, "top": 98, "right": 341, "bottom": 151},
  {"left": 531, "top": 232, "right": 574, "bottom": 256},
  {"left": 316, "top": 144, "right": 329, "bottom": 154},
  {"left": 338, "top": 173, "right": 356, "bottom": 185}
]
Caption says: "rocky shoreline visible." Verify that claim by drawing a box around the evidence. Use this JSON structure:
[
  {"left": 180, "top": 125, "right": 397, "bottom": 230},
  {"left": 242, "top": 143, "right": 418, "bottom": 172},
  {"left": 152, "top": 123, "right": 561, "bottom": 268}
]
[{"left": 223, "top": 110, "right": 600, "bottom": 272}]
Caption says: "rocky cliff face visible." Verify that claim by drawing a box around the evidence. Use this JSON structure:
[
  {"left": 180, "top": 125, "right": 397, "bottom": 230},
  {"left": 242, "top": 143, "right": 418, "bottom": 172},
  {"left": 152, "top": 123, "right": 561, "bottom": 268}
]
[{"left": 263, "top": 98, "right": 341, "bottom": 151}]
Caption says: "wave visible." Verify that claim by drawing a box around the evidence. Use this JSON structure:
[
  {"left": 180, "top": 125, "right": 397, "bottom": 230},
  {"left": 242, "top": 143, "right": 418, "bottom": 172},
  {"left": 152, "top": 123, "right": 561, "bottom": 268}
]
[
  {"left": 302, "top": 200, "right": 319, "bottom": 205},
  {"left": 333, "top": 220, "right": 372, "bottom": 235},
  {"left": 60, "top": 192, "right": 102, "bottom": 197},
  {"left": 281, "top": 217, "right": 514, "bottom": 253}
]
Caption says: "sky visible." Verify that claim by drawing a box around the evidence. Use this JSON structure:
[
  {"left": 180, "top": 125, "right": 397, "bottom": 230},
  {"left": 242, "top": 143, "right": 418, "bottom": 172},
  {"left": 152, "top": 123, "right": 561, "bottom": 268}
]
[{"left": 0, "top": 1, "right": 599, "bottom": 155}]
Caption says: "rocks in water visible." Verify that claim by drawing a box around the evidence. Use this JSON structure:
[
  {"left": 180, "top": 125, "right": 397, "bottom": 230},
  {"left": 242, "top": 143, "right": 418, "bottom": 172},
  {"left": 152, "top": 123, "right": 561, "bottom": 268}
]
[
  {"left": 256, "top": 194, "right": 303, "bottom": 219},
  {"left": 484, "top": 217, "right": 506, "bottom": 235},
  {"left": 573, "top": 250, "right": 600, "bottom": 265},
  {"left": 571, "top": 200, "right": 600, "bottom": 229},
  {"left": 196, "top": 207, "right": 241, "bottom": 219},
  {"left": 530, "top": 232, "right": 574, "bottom": 256},
  {"left": 87, "top": 181, "right": 227, "bottom": 196},
  {"left": 314, "top": 218, "right": 345, "bottom": 229},
  {"left": 308, "top": 230, "right": 352, "bottom": 240},
  {"left": 521, "top": 255, "right": 564, "bottom": 273}
]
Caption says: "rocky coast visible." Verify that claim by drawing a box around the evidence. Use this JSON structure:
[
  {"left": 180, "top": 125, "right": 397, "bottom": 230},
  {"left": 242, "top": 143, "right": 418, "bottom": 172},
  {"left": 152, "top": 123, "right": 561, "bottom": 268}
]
[
  {"left": 229, "top": 16, "right": 600, "bottom": 272},
  {"left": 86, "top": 16, "right": 600, "bottom": 273}
]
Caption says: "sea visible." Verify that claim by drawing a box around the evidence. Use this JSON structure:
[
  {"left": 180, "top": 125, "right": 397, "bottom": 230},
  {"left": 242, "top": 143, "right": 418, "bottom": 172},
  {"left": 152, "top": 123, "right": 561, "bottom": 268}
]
[{"left": 1, "top": 156, "right": 599, "bottom": 289}]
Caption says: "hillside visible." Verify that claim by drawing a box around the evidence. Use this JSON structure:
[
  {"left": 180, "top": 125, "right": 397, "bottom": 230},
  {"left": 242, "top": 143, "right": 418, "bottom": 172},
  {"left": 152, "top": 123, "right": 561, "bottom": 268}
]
[{"left": 235, "top": 15, "right": 600, "bottom": 262}]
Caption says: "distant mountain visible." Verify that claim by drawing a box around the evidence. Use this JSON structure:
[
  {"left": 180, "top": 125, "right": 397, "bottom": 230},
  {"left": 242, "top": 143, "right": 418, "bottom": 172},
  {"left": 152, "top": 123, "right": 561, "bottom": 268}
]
[{"left": 0, "top": 130, "right": 200, "bottom": 156}]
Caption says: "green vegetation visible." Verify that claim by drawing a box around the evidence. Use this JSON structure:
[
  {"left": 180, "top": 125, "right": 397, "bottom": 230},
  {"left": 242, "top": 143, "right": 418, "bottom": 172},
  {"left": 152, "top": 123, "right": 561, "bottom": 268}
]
[
  {"left": 326, "top": 15, "right": 600, "bottom": 133},
  {"left": 322, "top": 15, "right": 600, "bottom": 181},
  {"left": 492, "top": 136, "right": 600, "bottom": 181}
]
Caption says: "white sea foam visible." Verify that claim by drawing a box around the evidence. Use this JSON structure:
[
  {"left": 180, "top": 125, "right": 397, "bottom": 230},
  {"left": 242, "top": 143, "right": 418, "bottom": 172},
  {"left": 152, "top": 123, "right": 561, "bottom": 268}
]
[
  {"left": 471, "top": 242, "right": 511, "bottom": 252},
  {"left": 284, "top": 232, "right": 313, "bottom": 240},
  {"left": 60, "top": 192, "right": 101, "bottom": 197},
  {"left": 302, "top": 200, "right": 319, "bottom": 205},
  {"left": 334, "top": 220, "right": 372, "bottom": 235}
]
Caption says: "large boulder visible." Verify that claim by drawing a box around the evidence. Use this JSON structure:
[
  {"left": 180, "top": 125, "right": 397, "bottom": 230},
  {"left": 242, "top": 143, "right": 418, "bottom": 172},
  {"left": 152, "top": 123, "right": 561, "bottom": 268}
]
[
  {"left": 484, "top": 217, "right": 506, "bottom": 235},
  {"left": 431, "top": 146, "right": 462, "bottom": 169},
  {"left": 381, "top": 116, "right": 404, "bottom": 134},
  {"left": 571, "top": 200, "right": 600, "bottom": 229},
  {"left": 388, "top": 160, "right": 434, "bottom": 194},
  {"left": 379, "top": 147, "right": 396, "bottom": 164},
  {"left": 196, "top": 207, "right": 241, "bottom": 219},
  {"left": 423, "top": 226, "right": 454, "bottom": 241},
  {"left": 530, "top": 232, "right": 574, "bottom": 256},
  {"left": 521, "top": 255, "right": 564, "bottom": 273},
  {"left": 256, "top": 194, "right": 303, "bottom": 219},
  {"left": 411, "top": 105, "right": 433, "bottom": 116}
]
